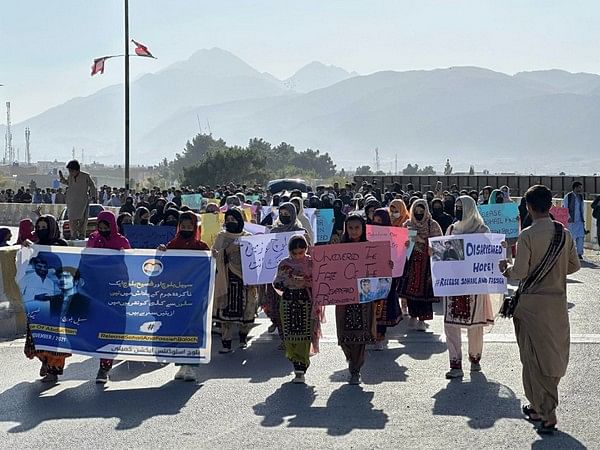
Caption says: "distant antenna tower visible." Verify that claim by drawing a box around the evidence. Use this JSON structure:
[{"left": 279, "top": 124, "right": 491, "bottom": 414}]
[
  {"left": 206, "top": 119, "right": 212, "bottom": 135},
  {"left": 4, "top": 102, "right": 13, "bottom": 164},
  {"left": 196, "top": 114, "right": 203, "bottom": 134},
  {"left": 25, "top": 127, "right": 31, "bottom": 165},
  {"left": 374, "top": 147, "right": 380, "bottom": 172},
  {"left": 72, "top": 146, "right": 75, "bottom": 160},
  {"left": 395, "top": 153, "right": 398, "bottom": 175}
]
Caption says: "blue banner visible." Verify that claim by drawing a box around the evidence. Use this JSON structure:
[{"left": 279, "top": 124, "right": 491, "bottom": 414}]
[
  {"left": 123, "top": 224, "right": 177, "bottom": 249},
  {"left": 316, "top": 209, "right": 335, "bottom": 243},
  {"left": 478, "top": 203, "right": 520, "bottom": 239},
  {"left": 17, "top": 245, "right": 215, "bottom": 364}
]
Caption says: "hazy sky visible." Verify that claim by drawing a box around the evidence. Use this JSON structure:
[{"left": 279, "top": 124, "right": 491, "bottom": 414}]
[{"left": 1, "top": 0, "right": 598, "bottom": 122}]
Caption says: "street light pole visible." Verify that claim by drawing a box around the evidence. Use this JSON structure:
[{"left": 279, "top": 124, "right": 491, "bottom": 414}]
[{"left": 124, "top": 0, "right": 130, "bottom": 191}]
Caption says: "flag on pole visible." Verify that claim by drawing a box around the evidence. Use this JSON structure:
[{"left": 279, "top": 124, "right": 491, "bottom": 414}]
[
  {"left": 91, "top": 57, "right": 111, "bottom": 76},
  {"left": 131, "top": 39, "right": 155, "bottom": 58}
]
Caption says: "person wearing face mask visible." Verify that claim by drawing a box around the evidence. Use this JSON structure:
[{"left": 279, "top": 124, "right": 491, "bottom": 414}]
[
  {"left": 431, "top": 199, "right": 453, "bottom": 235},
  {"left": 159, "top": 209, "right": 180, "bottom": 227},
  {"left": 116, "top": 213, "right": 133, "bottom": 236},
  {"left": 157, "top": 211, "right": 209, "bottom": 382},
  {"left": 150, "top": 198, "right": 167, "bottom": 225},
  {"left": 86, "top": 211, "right": 131, "bottom": 383},
  {"left": 290, "top": 197, "right": 314, "bottom": 240},
  {"left": 488, "top": 189, "right": 505, "bottom": 205},
  {"left": 263, "top": 203, "right": 309, "bottom": 342},
  {"left": 212, "top": 208, "right": 258, "bottom": 353},
  {"left": 22, "top": 216, "right": 69, "bottom": 382},
  {"left": 364, "top": 198, "right": 381, "bottom": 225},
  {"left": 134, "top": 206, "right": 152, "bottom": 226},
  {"left": 119, "top": 196, "right": 136, "bottom": 215},
  {"left": 399, "top": 200, "right": 442, "bottom": 331}
]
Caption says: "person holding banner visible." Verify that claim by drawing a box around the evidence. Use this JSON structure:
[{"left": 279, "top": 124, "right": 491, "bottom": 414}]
[
  {"left": 371, "top": 209, "right": 402, "bottom": 349},
  {"left": 213, "top": 208, "right": 258, "bottom": 353},
  {"left": 399, "top": 200, "right": 442, "bottom": 331},
  {"left": 23, "top": 215, "right": 70, "bottom": 382},
  {"left": 158, "top": 211, "right": 210, "bottom": 382},
  {"left": 442, "top": 196, "right": 496, "bottom": 379},
  {"left": 86, "top": 211, "right": 132, "bottom": 384},
  {"left": 500, "top": 185, "right": 580, "bottom": 434},
  {"left": 273, "top": 235, "right": 321, "bottom": 384},
  {"left": 335, "top": 214, "right": 377, "bottom": 385},
  {"left": 263, "top": 203, "right": 309, "bottom": 341}
]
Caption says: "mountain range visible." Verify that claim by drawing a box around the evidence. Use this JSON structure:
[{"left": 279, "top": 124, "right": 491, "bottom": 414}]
[{"left": 2, "top": 47, "right": 600, "bottom": 174}]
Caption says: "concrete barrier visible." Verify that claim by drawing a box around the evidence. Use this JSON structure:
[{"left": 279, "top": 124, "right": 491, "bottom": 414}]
[{"left": 0, "top": 203, "right": 121, "bottom": 227}]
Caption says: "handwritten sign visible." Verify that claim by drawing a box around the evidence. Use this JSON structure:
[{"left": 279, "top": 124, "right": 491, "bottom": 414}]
[
  {"left": 244, "top": 223, "right": 268, "bottom": 235},
  {"left": 478, "top": 203, "right": 520, "bottom": 238},
  {"left": 316, "top": 209, "right": 335, "bottom": 243},
  {"left": 200, "top": 213, "right": 223, "bottom": 248},
  {"left": 550, "top": 206, "right": 569, "bottom": 228},
  {"left": 123, "top": 224, "right": 177, "bottom": 249},
  {"left": 311, "top": 241, "right": 392, "bottom": 305},
  {"left": 429, "top": 233, "right": 507, "bottom": 296},
  {"left": 366, "top": 225, "right": 409, "bottom": 277},
  {"left": 239, "top": 231, "right": 304, "bottom": 285},
  {"left": 181, "top": 194, "right": 203, "bottom": 211}
]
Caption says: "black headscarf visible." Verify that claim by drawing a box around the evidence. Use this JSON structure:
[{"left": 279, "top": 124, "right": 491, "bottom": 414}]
[
  {"left": 332, "top": 199, "right": 346, "bottom": 233},
  {"left": 373, "top": 208, "right": 392, "bottom": 226},
  {"left": 224, "top": 208, "right": 245, "bottom": 234}
]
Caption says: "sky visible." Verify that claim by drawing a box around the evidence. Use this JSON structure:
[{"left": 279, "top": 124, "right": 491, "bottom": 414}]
[{"left": 0, "top": 0, "right": 599, "bottom": 123}]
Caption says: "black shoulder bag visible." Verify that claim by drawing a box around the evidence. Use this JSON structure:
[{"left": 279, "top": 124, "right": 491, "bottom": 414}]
[{"left": 499, "top": 222, "right": 566, "bottom": 318}]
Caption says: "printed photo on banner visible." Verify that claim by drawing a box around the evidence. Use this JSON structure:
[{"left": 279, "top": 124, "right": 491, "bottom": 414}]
[
  {"left": 429, "top": 233, "right": 507, "bottom": 297},
  {"left": 357, "top": 277, "right": 392, "bottom": 303},
  {"left": 311, "top": 241, "right": 392, "bottom": 306},
  {"left": 431, "top": 238, "right": 465, "bottom": 262},
  {"left": 17, "top": 245, "right": 216, "bottom": 364}
]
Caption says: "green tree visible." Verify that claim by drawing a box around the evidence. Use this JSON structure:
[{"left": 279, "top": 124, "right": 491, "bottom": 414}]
[
  {"left": 172, "top": 134, "right": 228, "bottom": 179},
  {"left": 355, "top": 165, "right": 373, "bottom": 175}
]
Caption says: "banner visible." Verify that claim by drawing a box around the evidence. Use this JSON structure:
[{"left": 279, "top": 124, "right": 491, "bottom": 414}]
[
  {"left": 123, "top": 224, "right": 177, "bottom": 249},
  {"left": 17, "top": 245, "right": 215, "bottom": 364},
  {"left": 550, "top": 206, "right": 569, "bottom": 228},
  {"left": 366, "top": 225, "right": 409, "bottom": 277},
  {"left": 181, "top": 194, "right": 203, "bottom": 211},
  {"left": 316, "top": 209, "right": 335, "bottom": 243},
  {"left": 311, "top": 241, "right": 392, "bottom": 305},
  {"left": 304, "top": 208, "right": 317, "bottom": 243},
  {"left": 244, "top": 223, "right": 268, "bottom": 235},
  {"left": 239, "top": 231, "right": 304, "bottom": 285},
  {"left": 200, "top": 213, "right": 223, "bottom": 248},
  {"left": 429, "top": 233, "right": 507, "bottom": 296},
  {"left": 478, "top": 203, "right": 520, "bottom": 238}
]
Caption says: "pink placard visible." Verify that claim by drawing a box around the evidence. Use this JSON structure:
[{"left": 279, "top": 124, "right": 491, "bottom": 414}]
[
  {"left": 550, "top": 206, "right": 569, "bottom": 228},
  {"left": 311, "top": 241, "right": 392, "bottom": 305},
  {"left": 366, "top": 225, "right": 409, "bottom": 277}
]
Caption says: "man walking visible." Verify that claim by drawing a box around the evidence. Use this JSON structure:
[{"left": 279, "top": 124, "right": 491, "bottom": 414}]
[
  {"left": 59, "top": 160, "right": 96, "bottom": 240},
  {"left": 500, "top": 185, "right": 580, "bottom": 434},
  {"left": 562, "top": 181, "right": 586, "bottom": 259}
]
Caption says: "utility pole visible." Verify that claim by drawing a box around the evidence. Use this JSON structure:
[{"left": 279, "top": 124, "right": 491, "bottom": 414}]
[
  {"left": 124, "top": 0, "right": 130, "bottom": 190},
  {"left": 72, "top": 146, "right": 76, "bottom": 160},
  {"left": 374, "top": 147, "right": 380, "bottom": 172},
  {"left": 5, "top": 102, "right": 13, "bottom": 164},
  {"left": 25, "top": 127, "right": 31, "bottom": 165},
  {"left": 395, "top": 153, "right": 398, "bottom": 175}
]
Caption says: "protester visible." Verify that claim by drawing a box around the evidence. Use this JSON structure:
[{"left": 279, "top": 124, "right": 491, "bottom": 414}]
[
  {"left": 442, "top": 196, "right": 496, "bottom": 379},
  {"left": 116, "top": 213, "right": 133, "bottom": 236},
  {"left": 335, "top": 214, "right": 377, "bottom": 385},
  {"left": 133, "top": 206, "right": 151, "bottom": 225},
  {"left": 158, "top": 211, "right": 210, "bottom": 382},
  {"left": 212, "top": 208, "right": 258, "bottom": 353},
  {"left": 400, "top": 199, "right": 442, "bottom": 331},
  {"left": 500, "top": 185, "right": 580, "bottom": 434},
  {"left": 86, "top": 211, "right": 131, "bottom": 383},
  {"left": 430, "top": 199, "right": 453, "bottom": 235},
  {"left": 0, "top": 228, "right": 12, "bottom": 246},
  {"left": 563, "top": 181, "right": 586, "bottom": 259},
  {"left": 273, "top": 235, "right": 318, "bottom": 384},
  {"left": 59, "top": 160, "right": 97, "bottom": 240}
]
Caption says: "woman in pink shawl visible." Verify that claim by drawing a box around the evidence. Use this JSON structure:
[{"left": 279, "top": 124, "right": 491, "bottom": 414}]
[
  {"left": 17, "top": 218, "right": 36, "bottom": 245},
  {"left": 86, "top": 211, "right": 131, "bottom": 383}
]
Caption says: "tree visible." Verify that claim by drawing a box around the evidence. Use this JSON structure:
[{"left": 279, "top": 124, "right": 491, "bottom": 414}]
[
  {"left": 469, "top": 165, "right": 475, "bottom": 175},
  {"left": 402, "top": 164, "right": 419, "bottom": 175},
  {"left": 172, "top": 133, "right": 228, "bottom": 179},
  {"left": 355, "top": 165, "right": 373, "bottom": 175},
  {"left": 420, "top": 166, "right": 436, "bottom": 175}
]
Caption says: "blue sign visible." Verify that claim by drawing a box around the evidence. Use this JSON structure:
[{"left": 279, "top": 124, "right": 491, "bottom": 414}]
[
  {"left": 181, "top": 194, "right": 203, "bottom": 211},
  {"left": 478, "top": 203, "right": 520, "bottom": 239},
  {"left": 316, "top": 209, "right": 335, "bottom": 243},
  {"left": 18, "top": 245, "right": 215, "bottom": 364},
  {"left": 123, "top": 224, "right": 177, "bottom": 249}
]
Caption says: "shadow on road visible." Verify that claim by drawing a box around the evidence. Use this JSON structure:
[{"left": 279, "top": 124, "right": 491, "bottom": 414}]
[
  {"left": 328, "top": 347, "right": 408, "bottom": 384},
  {"left": 253, "top": 383, "right": 388, "bottom": 436},
  {"left": 532, "top": 431, "right": 587, "bottom": 449}
]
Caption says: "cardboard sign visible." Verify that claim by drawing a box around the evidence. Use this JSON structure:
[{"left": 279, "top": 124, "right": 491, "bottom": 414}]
[
  {"left": 478, "top": 203, "right": 520, "bottom": 238},
  {"left": 311, "top": 241, "right": 392, "bottom": 305},
  {"left": 199, "top": 213, "right": 223, "bottom": 248},
  {"left": 181, "top": 194, "right": 203, "bottom": 211},
  {"left": 366, "top": 225, "right": 409, "bottom": 277},
  {"left": 316, "top": 209, "right": 335, "bottom": 243}
]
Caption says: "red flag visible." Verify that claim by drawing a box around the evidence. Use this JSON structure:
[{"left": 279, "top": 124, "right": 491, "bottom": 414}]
[
  {"left": 131, "top": 39, "right": 155, "bottom": 58},
  {"left": 91, "top": 57, "right": 109, "bottom": 76}
]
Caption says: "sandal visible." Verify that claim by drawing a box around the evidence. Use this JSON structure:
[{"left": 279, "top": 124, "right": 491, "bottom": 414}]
[
  {"left": 537, "top": 421, "right": 557, "bottom": 435},
  {"left": 522, "top": 405, "right": 541, "bottom": 422}
]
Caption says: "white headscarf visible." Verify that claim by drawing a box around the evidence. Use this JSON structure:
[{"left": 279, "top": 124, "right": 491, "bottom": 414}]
[{"left": 452, "top": 195, "right": 490, "bottom": 234}]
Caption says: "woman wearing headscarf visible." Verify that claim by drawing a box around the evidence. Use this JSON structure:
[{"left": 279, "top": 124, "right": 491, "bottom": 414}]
[
  {"left": 371, "top": 208, "right": 402, "bottom": 349},
  {"left": 442, "top": 194, "right": 456, "bottom": 217},
  {"left": 488, "top": 189, "right": 505, "bottom": 205},
  {"left": 212, "top": 208, "right": 258, "bottom": 353},
  {"left": 290, "top": 197, "right": 314, "bottom": 241},
  {"left": 364, "top": 198, "right": 381, "bottom": 225},
  {"left": 263, "top": 202, "right": 309, "bottom": 341},
  {"left": 431, "top": 199, "right": 453, "bottom": 235},
  {"left": 149, "top": 197, "right": 167, "bottom": 225},
  {"left": 159, "top": 208, "right": 180, "bottom": 227},
  {"left": 399, "top": 199, "right": 442, "bottom": 331},
  {"left": 119, "top": 196, "right": 136, "bottom": 215},
  {"left": 133, "top": 206, "right": 152, "bottom": 225},
  {"left": 23, "top": 215, "right": 70, "bottom": 383},
  {"left": 335, "top": 214, "right": 377, "bottom": 385},
  {"left": 389, "top": 199, "right": 410, "bottom": 227},
  {"left": 330, "top": 199, "right": 346, "bottom": 244},
  {"left": 86, "top": 211, "right": 131, "bottom": 383},
  {"left": 443, "top": 196, "right": 496, "bottom": 379},
  {"left": 17, "top": 218, "right": 36, "bottom": 245},
  {"left": 488, "top": 188, "right": 519, "bottom": 262},
  {"left": 116, "top": 212, "right": 133, "bottom": 236}
]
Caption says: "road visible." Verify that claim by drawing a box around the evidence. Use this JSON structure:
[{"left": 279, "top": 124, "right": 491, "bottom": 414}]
[{"left": 0, "top": 242, "right": 598, "bottom": 448}]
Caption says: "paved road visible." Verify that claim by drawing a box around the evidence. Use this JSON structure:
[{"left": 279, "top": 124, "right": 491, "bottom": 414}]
[{"left": 0, "top": 248, "right": 598, "bottom": 448}]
